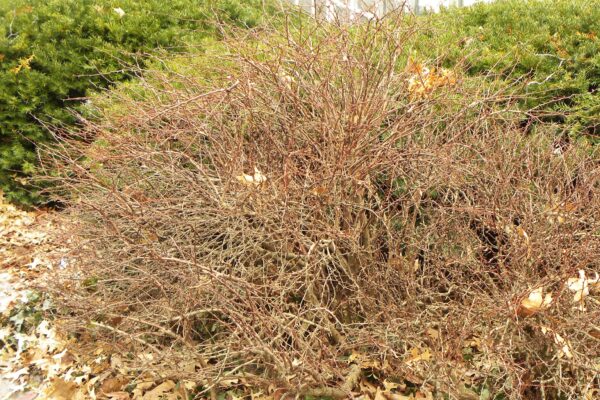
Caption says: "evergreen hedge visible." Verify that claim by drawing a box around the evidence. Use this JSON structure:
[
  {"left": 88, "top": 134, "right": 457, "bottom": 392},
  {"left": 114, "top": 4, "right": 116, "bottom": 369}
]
[
  {"left": 0, "top": 0, "right": 271, "bottom": 204},
  {"left": 421, "top": 0, "right": 599, "bottom": 140}
]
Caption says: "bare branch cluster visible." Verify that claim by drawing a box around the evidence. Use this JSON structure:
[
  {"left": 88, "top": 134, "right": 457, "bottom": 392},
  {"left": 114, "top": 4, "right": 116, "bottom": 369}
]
[{"left": 45, "top": 15, "right": 600, "bottom": 399}]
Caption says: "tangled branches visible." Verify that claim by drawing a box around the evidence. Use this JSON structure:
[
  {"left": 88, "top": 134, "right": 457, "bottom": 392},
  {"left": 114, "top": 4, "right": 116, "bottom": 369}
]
[{"left": 46, "top": 16, "right": 600, "bottom": 399}]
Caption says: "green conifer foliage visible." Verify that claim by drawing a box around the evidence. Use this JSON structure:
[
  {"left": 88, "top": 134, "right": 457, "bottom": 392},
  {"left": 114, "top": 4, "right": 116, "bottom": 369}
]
[
  {"left": 422, "top": 0, "right": 599, "bottom": 141},
  {"left": 0, "top": 0, "right": 270, "bottom": 204}
]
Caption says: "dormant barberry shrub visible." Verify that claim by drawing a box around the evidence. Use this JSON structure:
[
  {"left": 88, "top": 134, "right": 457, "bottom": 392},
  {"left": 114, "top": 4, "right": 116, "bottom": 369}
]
[{"left": 48, "top": 15, "right": 600, "bottom": 399}]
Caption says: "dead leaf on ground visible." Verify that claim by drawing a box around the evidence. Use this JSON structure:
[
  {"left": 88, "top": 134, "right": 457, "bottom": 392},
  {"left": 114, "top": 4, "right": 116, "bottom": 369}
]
[
  {"left": 107, "top": 392, "right": 131, "bottom": 400},
  {"left": 141, "top": 380, "right": 176, "bottom": 400},
  {"left": 132, "top": 381, "right": 155, "bottom": 399},
  {"left": 44, "top": 378, "right": 79, "bottom": 400},
  {"left": 405, "top": 347, "right": 432, "bottom": 364},
  {"left": 100, "top": 376, "right": 130, "bottom": 394}
]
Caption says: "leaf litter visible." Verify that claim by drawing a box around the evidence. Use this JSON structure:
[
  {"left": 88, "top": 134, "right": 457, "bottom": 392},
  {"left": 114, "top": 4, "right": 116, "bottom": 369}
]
[{"left": 0, "top": 197, "right": 195, "bottom": 400}]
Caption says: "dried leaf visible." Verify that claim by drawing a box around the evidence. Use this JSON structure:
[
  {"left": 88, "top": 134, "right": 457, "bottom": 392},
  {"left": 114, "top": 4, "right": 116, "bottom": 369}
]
[
  {"left": 100, "top": 376, "right": 129, "bottom": 394},
  {"left": 236, "top": 167, "right": 267, "bottom": 186},
  {"left": 414, "top": 389, "right": 434, "bottom": 399},
  {"left": 113, "top": 8, "right": 125, "bottom": 17},
  {"left": 44, "top": 378, "right": 78, "bottom": 400},
  {"left": 405, "top": 347, "right": 431, "bottom": 364},
  {"left": 141, "top": 380, "right": 176, "bottom": 400},
  {"left": 517, "top": 287, "right": 553, "bottom": 317},
  {"left": 566, "top": 270, "right": 599, "bottom": 310},
  {"left": 132, "top": 381, "right": 155, "bottom": 399},
  {"left": 385, "top": 394, "right": 413, "bottom": 400},
  {"left": 541, "top": 326, "right": 573, "bottom": 359},
  {"left": 425, "top": 328, "right": 439, "bottom": 340},
  {"left": 310, "top": 186, "right": 329, "bottom": 197},
  {"left": 107, "top": 392, "right": 131, "bottom": 400}
]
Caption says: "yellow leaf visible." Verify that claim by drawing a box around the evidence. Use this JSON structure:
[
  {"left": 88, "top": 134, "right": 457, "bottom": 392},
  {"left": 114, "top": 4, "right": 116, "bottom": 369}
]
[
  {"left": 310, "top": 185, "right": 329, "bottom": 197},
  {"left": 107, "top": 392, "right": 131, "bottom": 400},
  {"left": 517, "top": 287, "right": 552, "bottom": 317},
  {"left": 11, "top": 54, "right": 34, "bottom": 74},
  {"left": 386, "top": 395, "right": 413, "bottom": 400},
  {"left": 141, "top": 380, "right": 176, "bottom": 400},
  {"left": 516, "top": 227, "right": 529, "bottom": 241},
  {"left": 382, "top": 379, "right": 402, "bottom": 392},
  {"left": 407, "top": 63, "right": 456, "bottom": 99},
  {"left": 425, "top": 328, "right": 439, "bottom": 340},
  {"left": 545, "top": 200, "right": 577, "bottom": 224},
  {"left": 414, "top": 389, "right": 434, "bottom": 399},
  {"left": 586, "top": 389, "right": 600, "bottom": 400},
  {"left": 405, "top": 347, "right": 431, "bottom": 364},
  {"left": 236, "top": 167, "right": 267, "bottom": 186},
  {"left": 540, "top": 326, "right": 573, "bottom": 359},
  {"left": 464, "top": 336, "right": 484, "bottom": 351},
  {"left": 132, "top": 381, "right": 155, "bottom": 399},
  {"left": 44, "top": 378, "right": 79, "bottom": 400},
  {"left": 566, "top": 270, "right": 599, "bottom": 311},
  {"left": 374, "top": 388, "right": 387, "bottom": 400},
  {"left": 348, "top": 351, "right": 362, "bottom": 364}
]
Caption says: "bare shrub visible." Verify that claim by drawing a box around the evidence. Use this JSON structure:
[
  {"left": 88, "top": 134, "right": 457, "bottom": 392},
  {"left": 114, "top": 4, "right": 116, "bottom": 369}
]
[{"left": 46, "top": 15, "right": 600, "bottom": 399}]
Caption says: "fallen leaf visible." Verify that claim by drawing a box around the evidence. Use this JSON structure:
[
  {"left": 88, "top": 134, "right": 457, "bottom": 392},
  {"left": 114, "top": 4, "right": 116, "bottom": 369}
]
[
  {"left": 113, "top": 7, "right": 125, "bottom": 17},
  {"left": 382, "top": 379, "right": 404, "bottom": 392},
  {"left": 13, "top": 393, "right": 38, "bottom": 400},
  {"left": 425, "top": 328, "right": 439, "bottom": 340},
  {"left": 44, "top": 379, "right": 78, "bottom": 400},
  {"left": 385, "top": 394, "right": 413, "bottom": 400},
  {"left": 220, "top": 377, "right": 239, "bottom": 387},
  {"left": 310, "top": 186, "right": 329, "bottom": 197},
  {"left": 141, "top": 380, "right": 176, "bottom": 400},
  {"left": 405, "top": 347, "right": 431, "bottom": 364},
  {"left": 132, "top": 381, "right": 155, "bottom": 399},
  {"left": 585, "top": 389, "right": 599, "bottom": 400},
  {"left": 457, "top": 385, "right": 479, "bottom": 400},
  {"left": 107, "top": 392, "right": 131, "bottom": 400},
  {"left": 566, "top": 270, "right": 599, "bottom": 310},
  {"left": 517, "top": 287, "right": 553, "bottom": 317},
  {"left": 100, "top": 376, "right": 129, "bottom": 394},
  {"left": 541, "top": 326, "right": 573, "bottom": 359},
  {"left": 236, "top": 167, "right": 267, "bottom": 186},
  {"left": 414, "top": 389, "right": 434, "bottom": 399}
]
